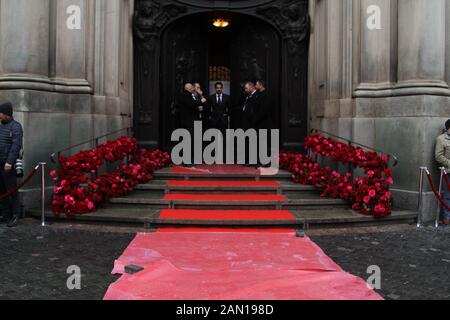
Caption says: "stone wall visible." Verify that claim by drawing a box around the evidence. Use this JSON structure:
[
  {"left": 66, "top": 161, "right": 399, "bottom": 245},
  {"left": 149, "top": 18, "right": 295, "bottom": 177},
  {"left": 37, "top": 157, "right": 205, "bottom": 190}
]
[
  {"left": 0, "top": 0, "right": 134, "bottom": 207},
  {"left": 0, "top": 0, "right": 447, "bottom": 222},
  {"left": 309, "top": 0, "right": 450, "bottom": 222}
]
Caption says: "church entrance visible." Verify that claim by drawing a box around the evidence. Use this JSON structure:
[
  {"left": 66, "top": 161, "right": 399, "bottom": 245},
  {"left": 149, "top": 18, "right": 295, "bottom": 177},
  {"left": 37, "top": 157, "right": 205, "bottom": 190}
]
[
  {"left": 159, "top": 12, "right": 281, "bottom": 150},
  {"left": 133, "top": 0, "right": 310, "bottom": 151}
]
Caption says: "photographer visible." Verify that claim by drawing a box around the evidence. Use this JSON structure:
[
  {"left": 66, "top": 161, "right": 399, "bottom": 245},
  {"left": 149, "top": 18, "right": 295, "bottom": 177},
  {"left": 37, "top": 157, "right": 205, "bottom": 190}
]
[{"left": 0, "top": 101, "right": 23, "bottom": 228}]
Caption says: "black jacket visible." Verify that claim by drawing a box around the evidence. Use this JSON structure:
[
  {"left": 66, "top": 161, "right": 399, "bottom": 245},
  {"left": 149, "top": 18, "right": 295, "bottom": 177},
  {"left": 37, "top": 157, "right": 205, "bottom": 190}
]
[
  {"left": 177, "top": 90, "right": 204, "bottom": 130},
  {"left": 237, "top": 91, "right": 260, "bottom": 131},
  {"left": 0, "top": 118, "right": 23, "bottom": 165},
  {"left": 255, "top": 90, "right": 274, "bottom": 130},
  {"left": 208, "top": 93, "right": 230, "bottom": 130}
]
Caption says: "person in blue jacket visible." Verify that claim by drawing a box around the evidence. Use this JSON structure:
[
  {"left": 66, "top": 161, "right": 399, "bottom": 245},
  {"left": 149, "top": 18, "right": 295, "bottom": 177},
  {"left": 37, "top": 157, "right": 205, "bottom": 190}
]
[{"left": 0, "top": 101, "right": 23, "bottom": 228}]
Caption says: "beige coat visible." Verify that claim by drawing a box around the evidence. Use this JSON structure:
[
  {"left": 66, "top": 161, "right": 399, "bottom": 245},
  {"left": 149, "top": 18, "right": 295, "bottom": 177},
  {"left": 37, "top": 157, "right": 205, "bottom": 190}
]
[{"left": 435, "top": 133, "right": 450, "bottom": 170}]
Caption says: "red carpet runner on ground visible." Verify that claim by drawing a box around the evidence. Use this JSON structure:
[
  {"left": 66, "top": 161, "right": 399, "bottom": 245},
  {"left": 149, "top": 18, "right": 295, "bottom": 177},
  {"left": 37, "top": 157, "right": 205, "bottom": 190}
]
[
  {"left": 104, "top": 231, "right": 382, "bottom": 300},
  {"left": 103, "top": 165, "right": 383, "bottom": 300}
]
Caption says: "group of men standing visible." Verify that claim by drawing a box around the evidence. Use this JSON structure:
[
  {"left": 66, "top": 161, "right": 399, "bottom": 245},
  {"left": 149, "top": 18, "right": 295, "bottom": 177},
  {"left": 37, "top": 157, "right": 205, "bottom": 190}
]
[{"left": 176, "top": 80, "right": 273, "bottom": 136}]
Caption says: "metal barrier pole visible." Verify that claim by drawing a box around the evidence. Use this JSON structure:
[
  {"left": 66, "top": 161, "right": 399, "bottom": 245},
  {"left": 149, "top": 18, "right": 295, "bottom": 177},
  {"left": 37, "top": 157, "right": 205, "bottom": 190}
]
[
  {"left": 436, "top": 168, "right": 447, "bottom": 228},
  {"left": 417, "top": 167, "right": 427, "bottom": 228},
  {"left": 40, "top": 162, "right": 47, "bottom": 227}
]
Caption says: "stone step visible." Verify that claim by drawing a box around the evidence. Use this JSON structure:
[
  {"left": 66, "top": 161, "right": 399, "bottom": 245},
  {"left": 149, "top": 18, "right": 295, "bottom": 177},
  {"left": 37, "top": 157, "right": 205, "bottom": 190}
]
[
  {"left": 26, "top": 206, "right": 417, "bottom": 229},
  {"left": 108, "top": 193, "right": 349, "bottom": 210},
  {"left": 135, "top": 180, "right": 317, "bottom": 194},
  {"left": 152, "top": 167, "right": 292, "bottom": 181}
]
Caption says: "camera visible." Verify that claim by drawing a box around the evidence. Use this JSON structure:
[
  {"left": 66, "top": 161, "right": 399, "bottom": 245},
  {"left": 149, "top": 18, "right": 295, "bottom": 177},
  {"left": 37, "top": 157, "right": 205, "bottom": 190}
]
[{"left": 15, "top": 149, "right": 24, "bottom": 178}]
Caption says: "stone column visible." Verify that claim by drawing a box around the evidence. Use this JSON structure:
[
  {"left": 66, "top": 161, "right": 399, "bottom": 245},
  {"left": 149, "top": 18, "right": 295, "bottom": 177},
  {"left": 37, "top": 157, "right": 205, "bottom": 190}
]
[
  {"left": 0, "top": 0, "right": 50, "bottom": 76},
  {"left": 397, "top": 0, "right": 448, "bottom": 95},
  {"left": 355, "top": 0, "right": 397, "bottom": 96},
  {"left": 53, "top": 0, "right": 88, "bottom": 81}
]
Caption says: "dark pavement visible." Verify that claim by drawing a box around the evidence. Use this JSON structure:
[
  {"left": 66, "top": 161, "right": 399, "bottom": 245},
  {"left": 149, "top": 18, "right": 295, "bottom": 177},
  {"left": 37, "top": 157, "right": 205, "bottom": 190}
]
[
  {"left": 0, "top": 220, "right": 133, "bottom": 300},
  {"left": 310, "top": 225, "right": 450, "bottom": 300},
  {"left": 0, "top": 219, "right": 449, "bottom": 300}
]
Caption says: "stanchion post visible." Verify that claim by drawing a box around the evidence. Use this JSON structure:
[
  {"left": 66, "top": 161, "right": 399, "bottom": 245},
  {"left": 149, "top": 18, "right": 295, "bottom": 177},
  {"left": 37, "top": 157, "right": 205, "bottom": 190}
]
[
  {"left": 436, "top": 167, "right": 446, "bottom": 228},
  {"left": 40, "top": 162, "right": 47, "bottom": 227},
  {"left": 417, "top": 167, "right": 427, "bottom": 228}
]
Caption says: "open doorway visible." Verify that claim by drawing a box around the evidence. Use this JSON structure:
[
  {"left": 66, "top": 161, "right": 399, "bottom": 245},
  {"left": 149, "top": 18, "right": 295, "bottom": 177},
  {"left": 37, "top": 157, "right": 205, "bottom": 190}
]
[{"left": 159, "top": 12, "right": 281, "bottom": 151}]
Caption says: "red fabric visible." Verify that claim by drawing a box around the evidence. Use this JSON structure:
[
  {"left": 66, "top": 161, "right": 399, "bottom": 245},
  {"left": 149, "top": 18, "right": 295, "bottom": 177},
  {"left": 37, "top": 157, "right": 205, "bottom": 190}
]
[
  {"left": 168, "top": 180, "right": 280, "bottom": 187},
  {"left": 159, "top": 209, "right": 296, "bottom": 221},
  {"left": 164, "top": 194, "right": 287, "bottom": 201},
  {"left": 105, "top": 232, "right": 383, "bottom": 300},
  {"left": 157, "top": 228, "right": 295, "bottom": 233}
]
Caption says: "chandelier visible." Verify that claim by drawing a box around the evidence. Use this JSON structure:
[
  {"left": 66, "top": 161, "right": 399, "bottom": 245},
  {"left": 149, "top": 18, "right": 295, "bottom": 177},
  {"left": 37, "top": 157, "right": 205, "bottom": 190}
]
[{"left": 212, "top": 18, "right": 230, "bottom": 28}]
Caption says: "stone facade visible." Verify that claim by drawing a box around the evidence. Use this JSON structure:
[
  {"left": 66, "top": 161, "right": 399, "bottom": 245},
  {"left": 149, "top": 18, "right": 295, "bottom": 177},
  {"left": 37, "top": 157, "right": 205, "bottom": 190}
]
[
  {"left": 0, "top": 0, "right": 448, "bottom": 222},
  {"left": 0, "top": 0, "right": 133, "bottom": 205},
  {"left": 309, "top": 0, "right": 450, "bottom": 222}
]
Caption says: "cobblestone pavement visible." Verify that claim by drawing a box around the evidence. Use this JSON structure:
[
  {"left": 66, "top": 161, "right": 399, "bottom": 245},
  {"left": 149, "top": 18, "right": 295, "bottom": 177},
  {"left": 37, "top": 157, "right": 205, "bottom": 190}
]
[
  {"left": 0, "top": 219, "right": 449, "bottom": 300},
  {"left": 310, "top": 224, "right": 450, "bottom": 300},
  {"left": 0, "top": 219, "right": 134, "bottom": 300}
]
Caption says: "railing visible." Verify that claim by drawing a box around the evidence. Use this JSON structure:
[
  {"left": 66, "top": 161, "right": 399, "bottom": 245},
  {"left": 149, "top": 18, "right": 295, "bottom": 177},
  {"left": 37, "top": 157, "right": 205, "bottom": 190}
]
[
  {"left": 311, "top": 128, "right": 399, "bottom": 167},
  {"left": 417, "top": 166, "right": 447, "bottom": 228},
  {"left": 50, "top": 127, "right": 133, "bottom": 164}
]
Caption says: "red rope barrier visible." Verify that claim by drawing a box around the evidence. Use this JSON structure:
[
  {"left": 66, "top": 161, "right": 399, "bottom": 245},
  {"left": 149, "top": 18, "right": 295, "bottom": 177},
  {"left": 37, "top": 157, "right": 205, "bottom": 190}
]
[
  {"left": 0, "top": 167, "right": 38, "bottom": 202},
  {"left": 445, "top": 173, "right": 450, "bottom": 193},
  {"left": 425, "top": 173, "right": 450, "bottom": 212}
]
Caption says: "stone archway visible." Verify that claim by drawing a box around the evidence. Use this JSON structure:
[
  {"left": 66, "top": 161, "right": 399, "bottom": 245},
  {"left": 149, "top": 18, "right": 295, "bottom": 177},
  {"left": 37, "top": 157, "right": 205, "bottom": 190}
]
[{"left": 133, "top": 0, "right": 310, "bottom": 150}]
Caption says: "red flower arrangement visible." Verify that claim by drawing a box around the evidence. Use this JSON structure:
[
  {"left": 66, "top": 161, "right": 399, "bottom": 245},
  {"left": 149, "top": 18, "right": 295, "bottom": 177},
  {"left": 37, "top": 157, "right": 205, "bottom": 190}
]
[
  {"left": 280, "top": 134, "right": 394, "bottom": 218},
  {"left": 51, "top": 136, "right": 171, "bottom": 217}
]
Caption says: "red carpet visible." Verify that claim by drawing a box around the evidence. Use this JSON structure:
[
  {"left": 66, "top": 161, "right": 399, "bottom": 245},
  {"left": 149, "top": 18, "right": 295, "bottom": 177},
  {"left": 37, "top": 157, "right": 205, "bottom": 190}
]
[
  {"left": 159, "top": 209, "right": 296, "bottom": 221},
  {"left": 104, "top": 232, "right": 383, "bottom": 300},
  {"left": 157, "top": 228, "right": 295, "bottom": 233},
  {"left": 104, "top": 165, "right": 383, "bottom": 300},
  {"left": 164, "top": 194, "right": 287, "bottom": 202},
  {"left": 168, "top": 180, "right": 280, "bottom": 187}
]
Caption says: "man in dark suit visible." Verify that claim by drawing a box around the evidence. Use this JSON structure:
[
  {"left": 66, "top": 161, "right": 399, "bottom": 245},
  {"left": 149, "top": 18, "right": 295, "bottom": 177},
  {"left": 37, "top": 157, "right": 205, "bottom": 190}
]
[
  {"left": 255, "top": 80, "right": 274, "bottom": 131},
  {"left": 177, "top": 83, "right": 207, "bottom": 132},
  {"left": 231, "top": 82, "right": 260, "bottom": 166},
  {"left": 176, "top": 83, "right": 207, "bottom": 166},
  {"left": 239, "top": 82, "right": 260, "bottom": 131},
  {"left": 194, "top": 83, "right": 208, "bottom": 122},
  {"left": 208, "top": 82, "right": 230, "bottom": 133},
  {"left": 256, "top": 80, "right": 276, "bottom": 168}
]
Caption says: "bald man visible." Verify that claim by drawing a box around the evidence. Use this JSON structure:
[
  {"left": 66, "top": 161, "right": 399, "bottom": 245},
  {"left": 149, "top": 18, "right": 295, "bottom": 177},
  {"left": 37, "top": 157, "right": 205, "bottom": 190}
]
[{"left": 177, "top": 83, "right": 207, "bottom": 131}]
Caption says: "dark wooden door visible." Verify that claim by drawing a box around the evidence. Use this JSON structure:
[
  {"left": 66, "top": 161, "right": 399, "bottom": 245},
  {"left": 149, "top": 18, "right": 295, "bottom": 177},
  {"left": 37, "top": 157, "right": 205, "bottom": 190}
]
[
  {"left": 160, "top": 16, "right": 209, "bottom": 150},
  {"left": 229, "top": 18, "right": 281, "bottom": 130}
]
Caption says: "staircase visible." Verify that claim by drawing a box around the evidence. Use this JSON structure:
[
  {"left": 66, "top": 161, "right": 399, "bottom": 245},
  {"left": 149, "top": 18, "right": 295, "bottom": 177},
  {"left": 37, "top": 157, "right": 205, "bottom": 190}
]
[{"left": 29, "top": 165, "right": 416, "bottom": 230}]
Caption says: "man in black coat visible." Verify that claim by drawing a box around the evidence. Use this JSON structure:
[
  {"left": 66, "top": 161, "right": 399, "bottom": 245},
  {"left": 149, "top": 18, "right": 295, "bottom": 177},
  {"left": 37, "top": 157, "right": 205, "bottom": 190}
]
[
  {"left": 239, "top": 82, "right": 260, "bottom": 131},
  {"left": 177, "top": 83, "right": 207, "bottom": 132},
  {"left": 230, "top": 82, "right": 261, "bottom": 166},
  {"left": 208, "top": 82, "right": 230, "bottom": 133},
  {"left": 256, "top": 80, "right": 274, "bottom": 130},
  {"left": 0, "top": 101, "right": 23, "bottom": 228},
  {"left": 176, "top": 83, "right": 206, "bottom": 165}
]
